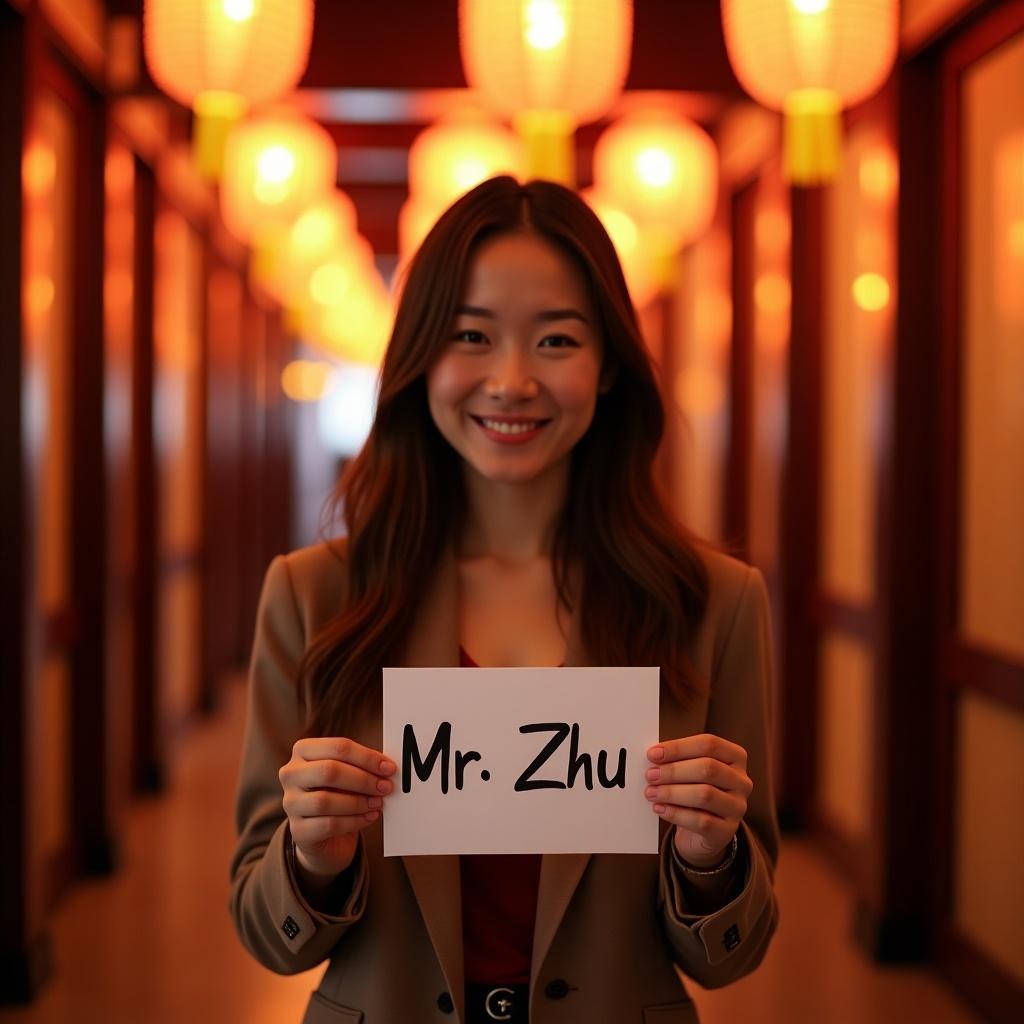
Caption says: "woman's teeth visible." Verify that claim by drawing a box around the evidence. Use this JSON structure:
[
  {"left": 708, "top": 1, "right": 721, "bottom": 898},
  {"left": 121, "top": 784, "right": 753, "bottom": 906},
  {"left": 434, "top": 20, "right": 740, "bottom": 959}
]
[{"left": 479, "top": 418, "right": 544, "bottom": 435}]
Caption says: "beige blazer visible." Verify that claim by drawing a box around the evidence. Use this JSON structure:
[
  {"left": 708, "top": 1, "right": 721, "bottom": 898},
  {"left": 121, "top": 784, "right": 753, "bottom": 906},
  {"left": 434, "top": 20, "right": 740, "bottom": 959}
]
[{"left": 229, "top": 535, "right": 781, "bottom": 1024}]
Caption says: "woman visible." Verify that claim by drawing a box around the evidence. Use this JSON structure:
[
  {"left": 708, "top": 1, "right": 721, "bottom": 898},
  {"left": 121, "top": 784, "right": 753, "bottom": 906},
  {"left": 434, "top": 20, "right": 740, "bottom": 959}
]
[{"left": 229, "top": 176, "right": 780, "bottom": 1024}]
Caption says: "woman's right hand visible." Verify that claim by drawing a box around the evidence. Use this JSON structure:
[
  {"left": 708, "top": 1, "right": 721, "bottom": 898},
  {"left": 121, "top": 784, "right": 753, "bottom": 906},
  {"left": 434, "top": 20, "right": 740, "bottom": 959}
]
[{"left": 279, "top": 737, "right": 396, "bottom": 882}]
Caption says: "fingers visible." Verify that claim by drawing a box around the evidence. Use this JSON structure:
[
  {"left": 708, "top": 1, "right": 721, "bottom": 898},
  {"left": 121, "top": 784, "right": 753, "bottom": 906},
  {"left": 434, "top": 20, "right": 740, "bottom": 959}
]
[
  {"left": 295, "top": 737, "right": 397, "bottom": 777},
  {"left": 284, "top": 787, "right": 384, "bottom": 819},
  {"left": 291, "top": 813, "right": 377, "bottom": 844},
  {"left": 647, "top": 733, "right": 748, "bottom": 768},
  {"left": 645, "top": 756, "right": 753, "bottom": 796},
  {"left": 644, "top": 782, "right": 746, "bottom": 820}
]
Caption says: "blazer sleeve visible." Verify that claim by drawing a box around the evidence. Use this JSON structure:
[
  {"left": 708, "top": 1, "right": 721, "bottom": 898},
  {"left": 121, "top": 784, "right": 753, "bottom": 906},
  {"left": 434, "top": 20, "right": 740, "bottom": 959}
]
[
  {"left": 657, "top": 564, "right": 782, "bottom": 989},
  {"left": 228, "top": 554, "right": 369, "bottom": 975}
]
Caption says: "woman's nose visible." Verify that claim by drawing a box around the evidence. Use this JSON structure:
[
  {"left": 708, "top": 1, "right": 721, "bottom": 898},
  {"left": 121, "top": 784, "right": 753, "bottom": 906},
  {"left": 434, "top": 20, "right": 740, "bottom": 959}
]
[{"left": 484, "top": 350, "right": 539, "bottom": 400}]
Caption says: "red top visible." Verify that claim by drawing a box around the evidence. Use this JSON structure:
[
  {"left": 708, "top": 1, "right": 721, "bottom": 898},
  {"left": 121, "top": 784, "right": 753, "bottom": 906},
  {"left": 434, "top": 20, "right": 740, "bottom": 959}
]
[{"left": 458, "top": 643, "right": 545, "bottom": 985}]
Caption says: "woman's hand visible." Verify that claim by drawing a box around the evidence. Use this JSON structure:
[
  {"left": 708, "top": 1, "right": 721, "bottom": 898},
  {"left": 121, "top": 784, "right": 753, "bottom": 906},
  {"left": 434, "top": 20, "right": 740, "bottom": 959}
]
[
  {"left": 279, "top": 737, "right": 396, "bottom": 882},
  {"left": 645, "top": 733, "right": 753, "bottom": 869}
]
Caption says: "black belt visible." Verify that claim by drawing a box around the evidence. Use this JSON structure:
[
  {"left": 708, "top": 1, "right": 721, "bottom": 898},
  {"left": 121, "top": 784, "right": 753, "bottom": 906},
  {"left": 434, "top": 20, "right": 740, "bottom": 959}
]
[{"left": 465, "top": 982, "right": 529, "bottom": 1023}]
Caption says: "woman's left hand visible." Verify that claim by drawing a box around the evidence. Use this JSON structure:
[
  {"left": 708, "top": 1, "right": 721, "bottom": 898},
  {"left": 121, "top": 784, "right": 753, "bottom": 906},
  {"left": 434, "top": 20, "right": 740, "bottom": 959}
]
[{"left": 645, "top": 733, "right": 753, "bottom": 869}]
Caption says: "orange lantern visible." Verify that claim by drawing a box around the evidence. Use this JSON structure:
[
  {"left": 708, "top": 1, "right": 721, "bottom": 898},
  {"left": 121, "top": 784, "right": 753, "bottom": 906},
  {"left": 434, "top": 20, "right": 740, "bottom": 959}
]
[
  {"left": 398, "top": 194, "right": 443, "bottom": 272},
  {"left": 580, "top": 187, "right": 657, "bottom": 310},
  {"left": 409, "top": 112, "right": 524, "bottom": 208},
  {"left": 458, "top": 0, "right": 632, "bottom": 185},
  {"left": 281, "top": 359, "right": 336, "bottom": 402},
  {"left": 143, "top": 0, "right": 314, "bottom": 179},
  {"left": 592, "top": 110, "right": 718, "bottom": 287},
  {"left": 720, "top": 0, "right": 899, "bottom": 184},
  {"left": 220, "top": 108, "right": 336, "bottom": 251}
]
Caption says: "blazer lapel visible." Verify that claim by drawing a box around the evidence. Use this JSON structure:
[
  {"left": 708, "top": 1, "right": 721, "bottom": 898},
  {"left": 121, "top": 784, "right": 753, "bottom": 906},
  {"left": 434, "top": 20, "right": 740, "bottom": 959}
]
[{"left": 397, "top": 537, "right": 593, "bottom": 1003}]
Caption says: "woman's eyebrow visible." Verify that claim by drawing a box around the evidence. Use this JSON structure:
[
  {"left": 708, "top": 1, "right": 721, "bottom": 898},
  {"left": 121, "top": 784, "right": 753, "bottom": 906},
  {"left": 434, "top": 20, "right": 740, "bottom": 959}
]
[{"left": 456, "top": 303, "right": 590, "bottom": 324}]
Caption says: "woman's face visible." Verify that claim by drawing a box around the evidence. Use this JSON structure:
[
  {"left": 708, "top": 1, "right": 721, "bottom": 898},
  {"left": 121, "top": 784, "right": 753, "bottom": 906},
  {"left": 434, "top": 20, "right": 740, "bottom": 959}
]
[{"left": 426, "top": 230, "right": 610, "bottom": 486}]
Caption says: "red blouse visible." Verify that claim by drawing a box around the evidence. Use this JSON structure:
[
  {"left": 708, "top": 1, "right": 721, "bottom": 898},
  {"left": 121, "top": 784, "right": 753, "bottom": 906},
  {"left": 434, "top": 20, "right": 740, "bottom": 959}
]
[{"left": 458, "top": 644, "right": 545, "bottom": 984}]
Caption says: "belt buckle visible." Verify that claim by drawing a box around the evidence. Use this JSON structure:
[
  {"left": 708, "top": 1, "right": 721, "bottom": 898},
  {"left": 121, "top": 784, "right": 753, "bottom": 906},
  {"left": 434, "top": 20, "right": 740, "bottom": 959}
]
[{"left": 484, "top": 986, "right": 515, "bottom": 1021}]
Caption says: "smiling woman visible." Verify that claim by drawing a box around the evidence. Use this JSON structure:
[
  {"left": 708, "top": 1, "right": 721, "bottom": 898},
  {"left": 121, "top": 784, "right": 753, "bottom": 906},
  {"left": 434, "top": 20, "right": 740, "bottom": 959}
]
[{"left": 229, "top": 175, "right": 781, "bottom": 1024}]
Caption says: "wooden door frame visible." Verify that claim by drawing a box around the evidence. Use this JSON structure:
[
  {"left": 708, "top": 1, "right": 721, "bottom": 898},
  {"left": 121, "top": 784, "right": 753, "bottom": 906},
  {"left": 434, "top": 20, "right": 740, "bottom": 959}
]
[{"left": 930, "top": 2, "right": 1024, "bottom": 1018}]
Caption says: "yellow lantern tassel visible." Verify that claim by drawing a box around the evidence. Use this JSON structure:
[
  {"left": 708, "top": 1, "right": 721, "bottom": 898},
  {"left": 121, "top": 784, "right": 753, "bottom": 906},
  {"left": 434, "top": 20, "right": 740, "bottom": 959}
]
[
  {"left": 193, "top": 90, "right": 247, "bottom": 181},
  {"left": 512, "top": 110, "right": 576, "bottom": 186},
  {"left": 782, "top": 88, "right": 842, "bottom": 186}
]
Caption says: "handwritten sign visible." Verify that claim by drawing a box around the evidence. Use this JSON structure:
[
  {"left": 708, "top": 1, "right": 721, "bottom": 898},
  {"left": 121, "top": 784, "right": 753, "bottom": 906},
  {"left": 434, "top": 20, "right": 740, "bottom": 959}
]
[{"left": 382, "top": 666, "right": 659, "bottom": 856}]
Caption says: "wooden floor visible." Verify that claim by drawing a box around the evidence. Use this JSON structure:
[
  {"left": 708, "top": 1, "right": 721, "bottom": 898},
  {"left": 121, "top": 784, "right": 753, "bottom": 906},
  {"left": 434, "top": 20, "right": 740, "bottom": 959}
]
[{"left": 1, "top": 674, "right": 984, "bottom": 1024}]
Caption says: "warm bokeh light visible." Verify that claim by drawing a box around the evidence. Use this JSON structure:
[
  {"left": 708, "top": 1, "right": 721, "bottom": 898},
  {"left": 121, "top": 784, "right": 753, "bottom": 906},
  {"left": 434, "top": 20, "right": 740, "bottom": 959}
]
[
  {"left": 851, "top": 272, "right": 891, "bottom": 311},
  {"left": 721, "top": 0, "right": 899, "bottom": 183},
  {"left": 281, "top": 359, "right": 336, "bottom": 402},
  {"left": 143, "top": 0, "right": 314, "bottom": 177},
  {"left": 755, "top": 272, "right": 792, "bottom": 315},
  {"left": 675, "top": 367, "right": 727, "bottom": 417},
  {"left": 398, "top": 194, "right": 442, "bottom": 270},
  {"left": 995, "top": 132, "right": 1024, "bottom": 323},
  {"left": 23, "top": 142, "right": 56, "bottom": 198},
  {"left": 859, "top": 145, "right": 899, "bottom": 202},
  {"left": 694, "top": 288, "right": 733, "bottom": 350},
  {"left": 220, "top": 109, "right": 337, "bottom": 246},
  {"left": 408, "top": 113, "right": 523, "bottom": 208},
  {"left": 593, "top": 110, "right": 719, "bottom": 251}
]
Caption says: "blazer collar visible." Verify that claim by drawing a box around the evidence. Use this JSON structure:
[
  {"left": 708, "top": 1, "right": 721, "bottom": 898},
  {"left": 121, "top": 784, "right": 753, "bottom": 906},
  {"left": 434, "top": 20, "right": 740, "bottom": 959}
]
[{"left": 398, "top": 534, "right": 592, "bottom": 1015}]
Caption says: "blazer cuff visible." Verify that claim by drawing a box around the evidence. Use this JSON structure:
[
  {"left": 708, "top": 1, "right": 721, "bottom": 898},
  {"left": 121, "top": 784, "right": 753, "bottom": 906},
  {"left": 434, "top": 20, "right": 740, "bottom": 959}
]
[
  {"left": 659, "top": 818, "right": 776, "bottom": 972},
  {"left": 267, "top": 818, "right": 368, "bottom": 963}
]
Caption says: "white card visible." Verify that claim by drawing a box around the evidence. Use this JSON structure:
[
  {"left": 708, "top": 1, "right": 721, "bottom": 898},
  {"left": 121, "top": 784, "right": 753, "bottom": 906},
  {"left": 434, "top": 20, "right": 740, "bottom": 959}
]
[{"left": 382, "top": 666, "right": 660, "bottom": 856}]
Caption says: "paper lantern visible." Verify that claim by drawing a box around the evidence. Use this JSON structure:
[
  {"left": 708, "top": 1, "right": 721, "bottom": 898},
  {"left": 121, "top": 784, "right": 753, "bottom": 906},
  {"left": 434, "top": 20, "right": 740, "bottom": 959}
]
[
  {"left": 458, "top": 0, "right": 633, "bottom": 184},
  {"left": 580, "top": 187, "right": 657, "bottom": 309},
  {"left": 721, "top": 0, "right": 898, "bottom": 184},
  {"left": 593, "top": 110, "right": 718, "bottom": 284},
  {"left": 220, "top": 108, "right": 336, "bottom": 248},
  {"left": 143, "top": 0, "right": 314, "bottom": 179},
  {"left": 397, "top": 194, "right": 443, "bottom": 271},
  {"left": 409, "top": 113, "right": 524, "bottom": 208}
]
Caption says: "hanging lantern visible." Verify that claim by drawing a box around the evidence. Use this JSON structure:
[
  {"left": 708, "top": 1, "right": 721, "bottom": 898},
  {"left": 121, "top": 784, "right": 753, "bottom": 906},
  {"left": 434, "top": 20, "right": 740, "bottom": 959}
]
[
  {"left": 458, "top": 0, "right": 633, "bottom": 185},
  {"left": 580, "top": 187, "right": 657, "bottom": 310},
  {"left": 220, "top": 107, "right": 336, "bottom": 255},
  {"left": 397, "top": 194, "right": 443, "bottom": 271},
  {"left": 720, "top": 0, "right": 899, "bottom": 184},
  {"left": 409, "top": 112, "right": 524, "bottom": 208},
  {"left": 143, "top": 0, "right": 314, "bottom": 179},
  {"left": 592, "top": 110, "right": 718, "bottom": 287}
]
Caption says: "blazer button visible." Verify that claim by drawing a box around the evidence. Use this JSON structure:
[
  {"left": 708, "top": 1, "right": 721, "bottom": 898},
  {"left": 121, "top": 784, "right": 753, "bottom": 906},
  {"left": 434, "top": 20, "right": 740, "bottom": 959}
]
[
  {"left": 436, "top": 991, "right": 454, "bottom": 1014},
  {"left": 544, "top": 979, "right": 570, "bottom": 1000}
]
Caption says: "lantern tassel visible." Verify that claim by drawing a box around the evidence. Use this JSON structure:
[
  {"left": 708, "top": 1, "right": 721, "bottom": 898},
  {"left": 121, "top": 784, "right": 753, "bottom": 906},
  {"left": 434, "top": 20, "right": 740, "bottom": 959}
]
[
  {"left": 512, "top": 110, "right": 576, "bottom": 186},
  {"left": 193, "top": 91, "right": 247, "bottom": 181},
  {"left": 783, "top": 88, "right": 842, "bottom": 186}
]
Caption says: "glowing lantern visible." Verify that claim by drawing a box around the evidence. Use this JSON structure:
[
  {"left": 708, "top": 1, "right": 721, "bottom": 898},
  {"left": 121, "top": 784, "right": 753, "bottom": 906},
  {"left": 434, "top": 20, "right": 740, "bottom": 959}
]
[
  {"left": 580, "top": 187, "right": 657, "bottom": 309},
  {"left": 720, "top": 0, "right": 899, "bottom": 184},
  {"left": 143, "top": 0, "right": 314, "bottom": 179},
  {"left": 281, "top": 359, "right": 336, "bottom": 402},
  {"left": 220, "top": 108, "right": 336, "bottom": 253},
  {"left": 409, "top": 113, "right": 524, "bottom": 208},
  {"left": 397, "top": 193, "right": 443, "bottom": 270},
  {"left": 593, "top": 110, "right": 718, "bottom": 287},
  {"left": 458, "top": 0, "right": 633, "bottom": 185}
]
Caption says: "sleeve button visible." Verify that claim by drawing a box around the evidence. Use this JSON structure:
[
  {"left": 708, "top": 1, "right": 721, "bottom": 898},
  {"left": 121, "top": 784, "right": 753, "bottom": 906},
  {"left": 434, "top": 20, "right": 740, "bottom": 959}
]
[
  {"left": 544, "top": 978, "right": 570, "bottom": 1000},
  {"left": 436, "top": 991, "right": 454, "bottom": 1014}
]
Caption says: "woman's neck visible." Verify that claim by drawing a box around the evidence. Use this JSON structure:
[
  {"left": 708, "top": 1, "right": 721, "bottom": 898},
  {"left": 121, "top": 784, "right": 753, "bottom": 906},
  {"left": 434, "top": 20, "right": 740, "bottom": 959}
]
[{"left": 457, "top": 458, "right": 569, "bottom": 564}]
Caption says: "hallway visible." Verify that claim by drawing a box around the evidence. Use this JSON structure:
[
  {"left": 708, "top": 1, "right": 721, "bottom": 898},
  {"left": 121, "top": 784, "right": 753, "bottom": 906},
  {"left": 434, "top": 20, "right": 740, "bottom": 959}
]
[{"left": 0, "top": 674, "right": 983, "bottom": 1024}]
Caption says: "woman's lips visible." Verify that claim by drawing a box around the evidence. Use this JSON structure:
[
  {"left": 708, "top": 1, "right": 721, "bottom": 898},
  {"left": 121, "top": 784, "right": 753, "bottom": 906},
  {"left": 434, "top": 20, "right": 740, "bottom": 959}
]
[{"left": 469, "top": 414, "right": 551, "bottom": 444}]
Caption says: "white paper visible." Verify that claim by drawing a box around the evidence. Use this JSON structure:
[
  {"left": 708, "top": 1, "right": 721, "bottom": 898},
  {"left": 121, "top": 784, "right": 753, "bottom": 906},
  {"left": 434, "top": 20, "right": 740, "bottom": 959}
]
[{"left": 382, "top": 666, "right": 660, "bottom": 856}]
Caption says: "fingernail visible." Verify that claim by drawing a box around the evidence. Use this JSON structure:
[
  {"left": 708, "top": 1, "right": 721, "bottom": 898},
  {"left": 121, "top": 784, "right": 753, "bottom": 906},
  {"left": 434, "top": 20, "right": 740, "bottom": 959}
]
[
  {"left": 653, "top": 804, "right": 666, "bottom": 814},
  {"left": 644, "top": 786, "right": 659, "bottom": 799},
  {"left": 649, "top": 746, "right": 665, "bottom": 762},
  {"left": 380, "top": 759, "right": 396, "bottom": 774},
  {"left": 366, "top": 810, "right": 380, "bottom": 821},
  {"left": 368, "top": 796, "right": 382, "bottom": 809},
  {"left": 646, "top": 766, "right": 661, "bottom": 782},
  {"left": 377, "top": 779, "right": 393, "bottom": 794}
]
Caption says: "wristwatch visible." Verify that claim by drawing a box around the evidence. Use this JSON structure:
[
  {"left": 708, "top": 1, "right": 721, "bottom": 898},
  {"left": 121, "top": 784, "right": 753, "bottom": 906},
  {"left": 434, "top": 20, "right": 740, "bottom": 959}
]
[{"left": 677, "top": 833, "right": 739, "bottom": 876}]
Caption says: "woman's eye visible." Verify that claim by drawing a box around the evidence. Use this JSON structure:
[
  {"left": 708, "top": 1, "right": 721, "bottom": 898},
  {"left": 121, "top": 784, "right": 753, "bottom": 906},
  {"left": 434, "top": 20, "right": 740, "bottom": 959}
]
[
  {"left": 452, "top": 329, "right": 486, "bottom": 343},
  {"left": 540, "top": 334, "right": 579, "bottom": 348}
]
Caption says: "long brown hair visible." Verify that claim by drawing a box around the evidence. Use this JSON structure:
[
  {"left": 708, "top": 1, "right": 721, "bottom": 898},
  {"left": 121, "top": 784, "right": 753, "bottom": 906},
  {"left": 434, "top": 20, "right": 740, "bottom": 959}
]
[{"left": 298, "top": 175, "right": 730, "bottom": 736}]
